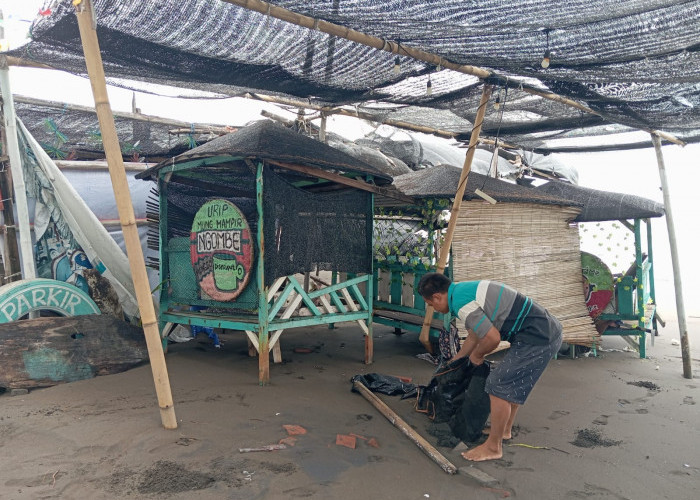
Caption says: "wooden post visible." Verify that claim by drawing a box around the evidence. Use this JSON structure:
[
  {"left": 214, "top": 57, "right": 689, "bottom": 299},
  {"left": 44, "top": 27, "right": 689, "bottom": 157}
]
[
  {"left": 0, "top": 57, "right": 36, "bottom": 282},
  {"left": 256, "top": 161, "right": 270, "bottom": 384},
  {"left": 651, "top": 134, "right": 691, "bottom": 379},
  {"left": 418, "top": 84, "right": 493, "bottom": 351},
  {"left": 74, "top": 0, "right": 177, "bottom": 428},
  {"left": 353, "top": 380, "right": 457, "bottom": 474}
]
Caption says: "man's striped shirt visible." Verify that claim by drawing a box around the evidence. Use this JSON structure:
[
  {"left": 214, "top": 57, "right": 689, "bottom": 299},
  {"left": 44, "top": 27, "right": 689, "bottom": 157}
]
[{"left": 448, "top": 281, "right": 557, "bottom": 345}]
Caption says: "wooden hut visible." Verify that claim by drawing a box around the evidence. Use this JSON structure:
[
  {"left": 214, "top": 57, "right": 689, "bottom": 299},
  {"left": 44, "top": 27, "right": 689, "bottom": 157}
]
[
  {"left": 536, "top": 181, "right": 665, "bottom": 357},
  {"left": 378, "top": 165, "right": 600, "bottom": 348},
  {"left": 137, "top": 120, "right": 394, "bottom": 383}
]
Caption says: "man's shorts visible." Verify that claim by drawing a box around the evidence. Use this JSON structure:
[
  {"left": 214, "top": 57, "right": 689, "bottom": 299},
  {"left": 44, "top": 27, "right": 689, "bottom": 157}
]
[{"left": 484, "top": 315, "right": 563, "bottom": 405}]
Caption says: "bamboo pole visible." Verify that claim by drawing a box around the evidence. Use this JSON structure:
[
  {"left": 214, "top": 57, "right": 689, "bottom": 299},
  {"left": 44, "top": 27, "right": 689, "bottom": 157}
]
[
  {"left": 418, "top": 84, "right": 493, "bottom": 351},
  {"left": 224, "top": 0, "right": 683, "bottom": 146},
  {"left": 0, "top": 57, "right": 36, "bottom": 281},
  {"left": 12, "top": 94, "right": 237, "bottom": 132},
  {"left": 651, "top": 134, "right": 691, "bottom": 379},
  {"left": 74, "top": 0, "right": 177, "bottom": 428},
  {"left": 353, "top": 380, "right": 457, "bottom": 474},
  {"left": 247, "top": 91, "right": 517, "bottom": 148}
]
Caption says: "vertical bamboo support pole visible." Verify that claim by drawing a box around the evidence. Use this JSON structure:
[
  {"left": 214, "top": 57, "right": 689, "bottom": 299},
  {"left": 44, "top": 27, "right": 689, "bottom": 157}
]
[
  {"left": 418, "top": 84, "right": 493, "bottom": 351},
  {"left": 0, "top": 58, "right": 36, "bottom": 281},
  {"left": 256, "top": 161, "right": 270, "bottom": 385},
  {"left": 74, "top": 0, "right": 177, "bottom": 428},
  {"left": 651, "top": 134, "right": 691, "bottom": 378}
]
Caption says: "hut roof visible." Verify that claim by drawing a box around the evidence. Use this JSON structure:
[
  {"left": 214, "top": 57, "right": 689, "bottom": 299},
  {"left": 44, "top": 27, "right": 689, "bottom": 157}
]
[
  {"left": 535, "top": 181, "right": 665, "bottom": 222},
  {"left": 137, "top": 120, "right": 392, "bottom": 184},
  {"left": 392, "top": 165, "right": 578, "bottom": 207}
]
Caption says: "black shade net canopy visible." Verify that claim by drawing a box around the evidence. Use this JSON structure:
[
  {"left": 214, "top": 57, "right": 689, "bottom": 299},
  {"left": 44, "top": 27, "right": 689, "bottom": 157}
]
[{"left": 8, "top": 0, "right": 700, "bottom": 153}]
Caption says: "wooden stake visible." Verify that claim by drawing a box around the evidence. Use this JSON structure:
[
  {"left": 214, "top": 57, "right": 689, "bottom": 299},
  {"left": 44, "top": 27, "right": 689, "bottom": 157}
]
[
  {"left": 651, "top": 134, "right": 692, "bottom": 379},
  {"left": 418, "top": 84, "right": 493, "bottom": 351},
  {"left": 353, "top": 380, "right": 457, "bottom": 474},
  {"left": 74, "top": 0, "right": 177, "bottom": 428}
]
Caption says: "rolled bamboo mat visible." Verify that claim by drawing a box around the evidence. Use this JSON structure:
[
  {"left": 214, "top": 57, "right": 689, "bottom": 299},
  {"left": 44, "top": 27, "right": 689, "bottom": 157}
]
[{"left": 452, "top": 202, "right": 599, "bottom": 347}]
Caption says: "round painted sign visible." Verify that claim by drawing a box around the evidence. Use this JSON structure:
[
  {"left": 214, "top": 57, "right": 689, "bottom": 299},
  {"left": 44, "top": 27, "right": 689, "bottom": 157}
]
[
  {"left": 0, "top": 278, "right": 101, "bottom": 322},
  {"left": 581, "top": 251, "right": 614, "bottom": 318},
  {"left": 190, "top": 200, "right": 254, "bottom": 301}
]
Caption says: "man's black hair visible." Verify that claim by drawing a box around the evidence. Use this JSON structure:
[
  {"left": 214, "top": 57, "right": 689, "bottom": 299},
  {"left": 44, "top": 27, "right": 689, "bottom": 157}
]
[{"left": 417, "top": 272, "right": 452, "bottom": 298}]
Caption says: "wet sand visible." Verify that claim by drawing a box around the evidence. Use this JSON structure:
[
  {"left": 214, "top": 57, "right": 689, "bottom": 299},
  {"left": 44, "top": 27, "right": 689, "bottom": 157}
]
[{"left": 1, "top": 318, "right": 698, "bottom": 499}]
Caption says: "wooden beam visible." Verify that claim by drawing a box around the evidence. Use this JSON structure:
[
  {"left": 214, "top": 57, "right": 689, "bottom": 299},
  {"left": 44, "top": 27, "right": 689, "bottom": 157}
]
[
  {"left": 74, "top": 0, "right": 177, "bottom": 429},
  {"left": 267, "top": 160, "right": 416, "bottom": 204},
  {"left": 224, "top": 0, "right": 684, "bottom": 146},
  {"left": 353, "top": 380, "right": 457, "bottom": 474},
  {"left": 419, "top": 84, "right": 493, "bottom": 351}
]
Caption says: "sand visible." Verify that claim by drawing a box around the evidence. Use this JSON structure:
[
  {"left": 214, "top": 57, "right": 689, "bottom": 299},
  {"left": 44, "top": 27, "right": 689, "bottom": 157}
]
[{"left": 1, "top": 318, "right": 699, "bottom": 500}]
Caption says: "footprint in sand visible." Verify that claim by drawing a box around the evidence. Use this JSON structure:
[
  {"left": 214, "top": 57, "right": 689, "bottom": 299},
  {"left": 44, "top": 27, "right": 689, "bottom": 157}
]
[
  {"left": 548, "top": 410, "right": 570, "bottom": 420},
  {"left": 683, "top": 396, "right": 696, "bottom": 405},
  {"left": 593, "top": 415, "right": 609, "bottom": 425}
]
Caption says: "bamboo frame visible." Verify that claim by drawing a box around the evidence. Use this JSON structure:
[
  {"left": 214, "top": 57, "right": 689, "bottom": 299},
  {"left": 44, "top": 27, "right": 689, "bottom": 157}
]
[
  {"left": 651, "top": 133, "right": 691, "bottom": 379},
  {"left": 247, "top": 91, "right": 518, "bottom": 148},
  {"left": 74, "top": 0, "right": 177, "bottom": 429},
  {"left": 0, "top": 58, "right": 36, "bottom": 282},
  {"left": 418, "top": 84, "right": 493, "bottom": 350},
  {"left": 224, "top": 0, "right": 684, "bottom": 146}
]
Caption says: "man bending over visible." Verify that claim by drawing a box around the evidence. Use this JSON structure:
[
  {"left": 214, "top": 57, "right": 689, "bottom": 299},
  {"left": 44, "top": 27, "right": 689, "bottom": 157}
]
[{"left": 418, "top": 273, "right": 563, "bottom": 461}]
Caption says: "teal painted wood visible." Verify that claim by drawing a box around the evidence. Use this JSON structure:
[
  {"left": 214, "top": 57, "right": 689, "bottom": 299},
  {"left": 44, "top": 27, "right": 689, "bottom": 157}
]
[
  {"left": 390, "top": 266, "right": 402, "bottom": 305},
  {"left": 375, "top": 301, "right": 429, "bottom": 316},
  {"left": 306, "top": 275, "right": 369, "bottom": 298},
  {"left": 351, "top": 284, "right": 369, "bottom": 310},
  {"left": 286, "top": 275, "right": 322, "bottom": 316},
  {"left": 329, "top": 290, "right": 347, "bottom": 313},
  {"left": 270, "top": 311, "right": 368, "bottom": 330},
  {"left": 646, "top": 219, "right": 656, "bottom": 304},
  {"left": 267, "top": 279, "right": 295, "bottom": 321},
  {"left": 634, "top": 219, "right": 646, "bottom": 358},
  {"left": 158, "top": 176, "right": 170, "bottom": 350},
  {"left": 161, "top": 311, "right": 257, "bottom": 331},
  {"left": 256, "top": 162, "right": 269, "bottom": 354}
]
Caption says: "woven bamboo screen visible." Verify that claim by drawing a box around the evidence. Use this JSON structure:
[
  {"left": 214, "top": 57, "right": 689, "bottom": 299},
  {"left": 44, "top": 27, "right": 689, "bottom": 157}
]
[{"left": 452, "top": 201, "right": 599, "bottom": 347}]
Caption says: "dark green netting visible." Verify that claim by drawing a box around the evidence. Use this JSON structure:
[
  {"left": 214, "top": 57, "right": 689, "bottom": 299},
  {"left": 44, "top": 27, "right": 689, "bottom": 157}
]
[
  {"left": 262, "top": 166, "right": 372, "bottom": 286},
  {"left": 9, "top": 0, "right": 700, "bottom": 152}
]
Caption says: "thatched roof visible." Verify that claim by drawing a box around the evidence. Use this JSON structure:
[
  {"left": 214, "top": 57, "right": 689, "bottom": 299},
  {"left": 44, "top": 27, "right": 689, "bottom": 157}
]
[
  {"left": 137, "top": 120, "right": 392, "bottom": 184},
  {"left": 535, "top": 181, "right": 665, "bottom": 222},
  {"left": 392, "top": 165, "right": 578, "bottom": 206}
]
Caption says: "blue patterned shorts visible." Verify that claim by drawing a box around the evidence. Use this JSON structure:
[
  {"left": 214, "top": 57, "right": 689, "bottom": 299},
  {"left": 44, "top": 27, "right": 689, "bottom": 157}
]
[{"left": 485, "top": 316, "right": 562, "bottom": 405}]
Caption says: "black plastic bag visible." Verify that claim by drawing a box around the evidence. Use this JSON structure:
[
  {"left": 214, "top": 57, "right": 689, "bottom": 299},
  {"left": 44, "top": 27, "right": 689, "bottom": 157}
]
[
  {"left": 416, "top": 358, "right": 491, "bottom": 442},
  {"left": 351, "top": 373, "right": 417, "bottom": 397},
  {"left": 448, "top": 362, "right": 491, "bottom": 442}
]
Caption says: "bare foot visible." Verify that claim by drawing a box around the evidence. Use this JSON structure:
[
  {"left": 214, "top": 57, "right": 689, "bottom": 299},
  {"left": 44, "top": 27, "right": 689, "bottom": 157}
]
[
  {"left": 461, "top": 443, "right": 502, "bottom": 462},
  {"left": 482, "top": 427, "right": 512, "bottom": 440}
]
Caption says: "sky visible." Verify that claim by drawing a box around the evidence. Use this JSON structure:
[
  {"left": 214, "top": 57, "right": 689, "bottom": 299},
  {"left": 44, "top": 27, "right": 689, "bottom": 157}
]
[{"left": 1, "top": 1, "right": 698, "bottom": 322}]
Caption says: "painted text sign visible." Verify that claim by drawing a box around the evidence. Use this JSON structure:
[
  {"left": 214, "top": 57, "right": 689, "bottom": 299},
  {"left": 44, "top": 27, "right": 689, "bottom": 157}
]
[{"left": 190, "top": 200, "right": 254, "bottom": 301}]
